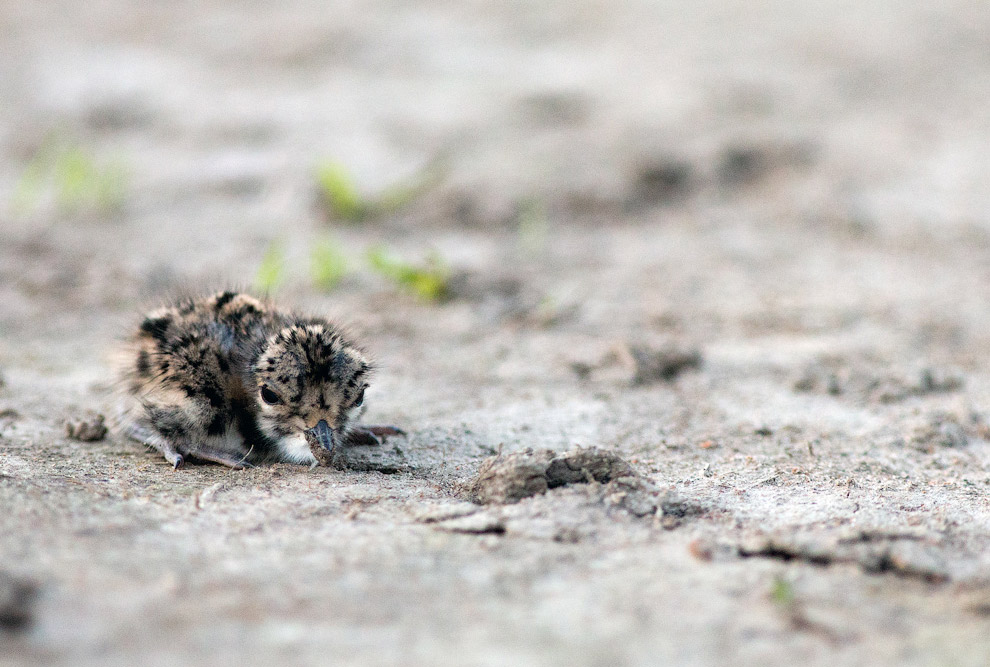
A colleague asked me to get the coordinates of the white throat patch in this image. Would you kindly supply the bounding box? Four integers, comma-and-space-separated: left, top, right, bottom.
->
276, 433, 317, 465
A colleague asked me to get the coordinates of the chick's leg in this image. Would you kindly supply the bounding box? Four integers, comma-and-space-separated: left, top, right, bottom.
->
186, 445, 254, 469
121, 418, 187, 469
126, 401, 252, 469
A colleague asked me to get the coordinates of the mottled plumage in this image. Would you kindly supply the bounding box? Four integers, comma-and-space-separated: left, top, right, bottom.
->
112, 291, 402, 468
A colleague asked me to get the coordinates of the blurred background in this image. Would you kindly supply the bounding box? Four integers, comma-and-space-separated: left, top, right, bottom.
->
4, 1, 990, 664
3, 1, 989, 324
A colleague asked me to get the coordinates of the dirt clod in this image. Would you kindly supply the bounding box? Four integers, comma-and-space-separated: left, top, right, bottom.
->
569, 343, 702, 385
466, 447, 653, 515
545, 448, 634, 487
717, 146, 772, 186
0, 572, 37, 631
631, 160, 693, 206
64, 413, 107, 441
465, 449, 552, 504
305, 430, 335, 467
716, 142, 815, 187
617, 343, 702, 385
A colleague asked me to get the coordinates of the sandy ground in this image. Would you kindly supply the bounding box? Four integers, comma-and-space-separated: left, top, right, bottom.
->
4, 1, 990, 665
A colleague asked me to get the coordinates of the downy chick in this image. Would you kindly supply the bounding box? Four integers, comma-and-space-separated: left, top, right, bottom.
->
112, 291, 402, 468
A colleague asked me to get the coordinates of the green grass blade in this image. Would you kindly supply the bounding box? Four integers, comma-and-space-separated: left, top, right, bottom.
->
367, 246, 450, 302
316, 162, 365, 221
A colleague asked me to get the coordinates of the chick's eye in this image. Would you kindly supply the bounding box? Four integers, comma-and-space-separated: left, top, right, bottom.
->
260, 386, 281, 405
354, 387, 365, 407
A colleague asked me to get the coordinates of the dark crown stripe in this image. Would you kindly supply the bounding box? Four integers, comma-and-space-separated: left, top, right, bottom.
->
136, 350, 151, 376
140, 316, 172, 343
214, 291, 237, 309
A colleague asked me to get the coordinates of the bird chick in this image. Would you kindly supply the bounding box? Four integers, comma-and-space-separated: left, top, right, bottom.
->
112, 291, 403, 469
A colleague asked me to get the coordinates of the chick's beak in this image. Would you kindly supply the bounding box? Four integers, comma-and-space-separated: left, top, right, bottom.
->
307, 419, 335, 452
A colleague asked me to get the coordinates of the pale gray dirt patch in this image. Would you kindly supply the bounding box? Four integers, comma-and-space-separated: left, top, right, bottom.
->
792, 357, 965, 404
336, 440, 410, 475
901, 411, 972, 452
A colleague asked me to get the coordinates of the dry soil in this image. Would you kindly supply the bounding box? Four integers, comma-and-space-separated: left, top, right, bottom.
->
3, 2, 990, 665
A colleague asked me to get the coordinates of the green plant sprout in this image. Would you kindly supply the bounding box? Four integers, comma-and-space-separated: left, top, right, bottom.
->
315, 159, 445, 222
255, 241, 286, 294
12, 139, 127, 216
770, 576, 796, 607
366, 246, 450, 302
310, 236, 349, 291
315, 162, 365, 221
